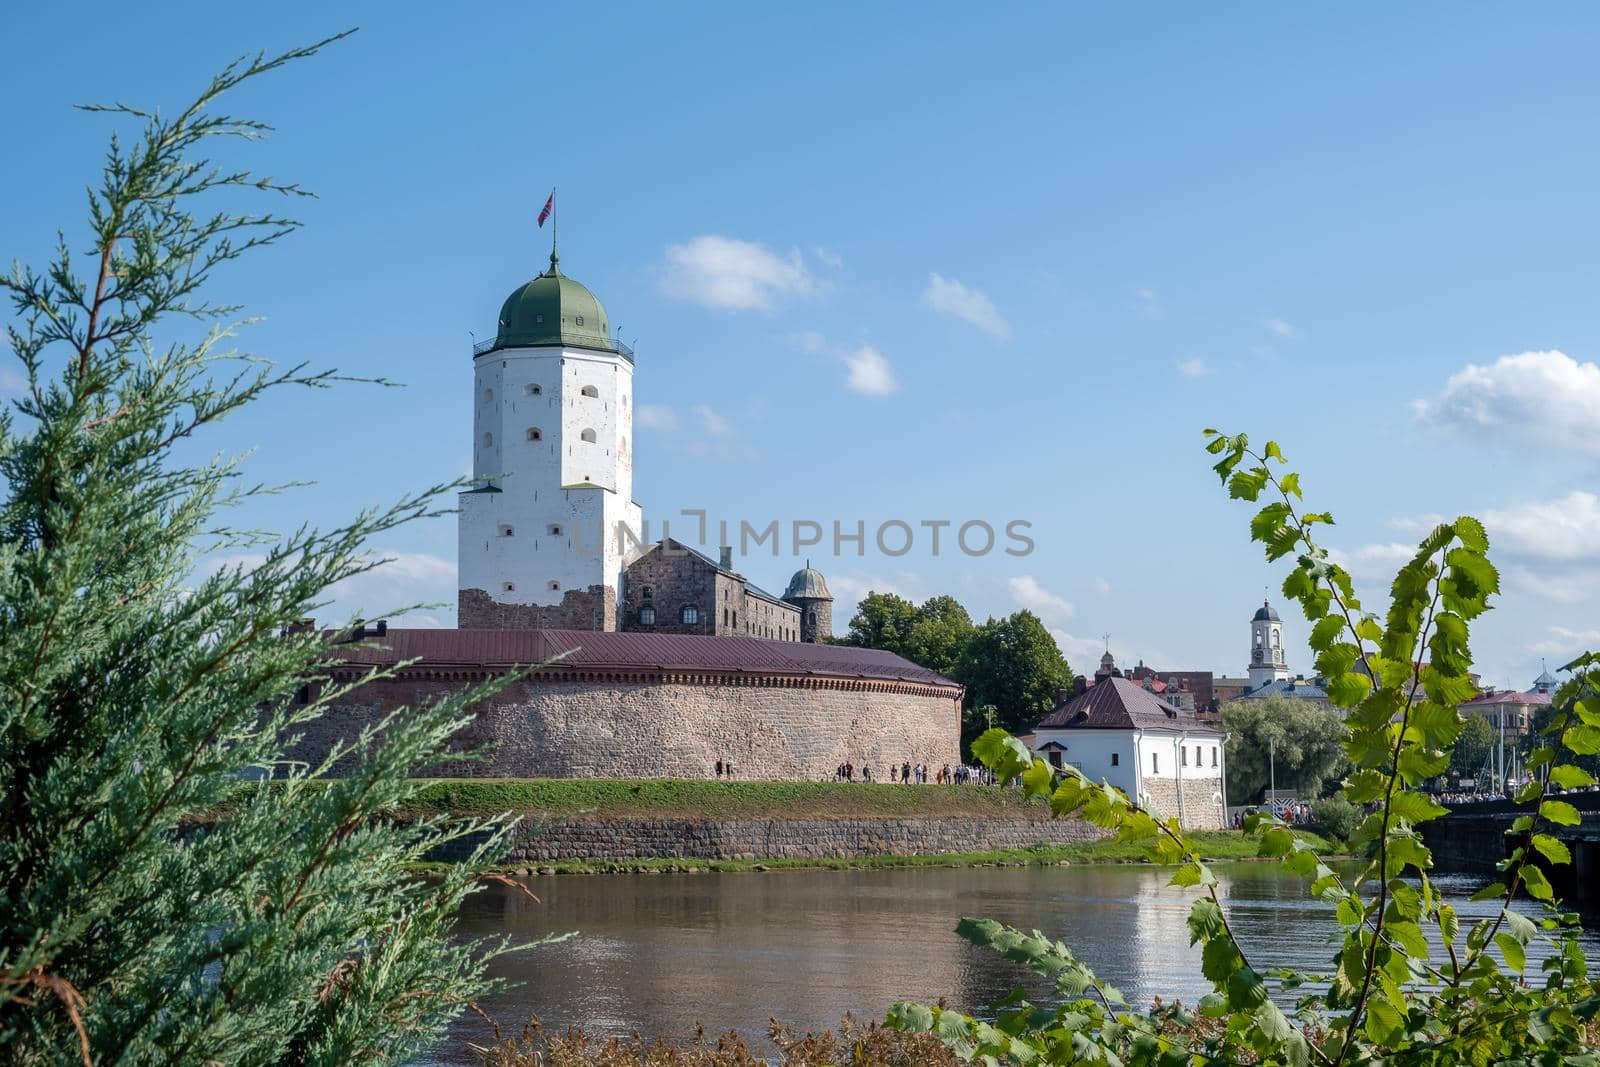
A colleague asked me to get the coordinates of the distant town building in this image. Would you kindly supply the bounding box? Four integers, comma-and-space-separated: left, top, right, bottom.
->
1030, 674, 1226, 830
1459, 674, 1554, 741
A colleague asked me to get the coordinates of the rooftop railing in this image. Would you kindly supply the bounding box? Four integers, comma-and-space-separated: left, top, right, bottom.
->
472, 335, 635, 363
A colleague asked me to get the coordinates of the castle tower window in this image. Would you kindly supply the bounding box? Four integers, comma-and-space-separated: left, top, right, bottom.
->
482, 432, 493, 447
642, 586, 653, 600
498, 524, 515, 537
548, 523, 563, 536
580, 428, 597, 443
682, 606, 699, 624
483, 388, 493, 402
527, 427, 542, 441
580, 385, 599, 398
639, 607, 655, 626
575, 315, 584, 327
502, 581, 515, 593
526, 383, 542, 395
548, 580, 561, 592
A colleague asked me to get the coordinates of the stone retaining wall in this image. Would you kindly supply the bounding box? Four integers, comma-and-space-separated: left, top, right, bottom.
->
431, 815, 1108, 864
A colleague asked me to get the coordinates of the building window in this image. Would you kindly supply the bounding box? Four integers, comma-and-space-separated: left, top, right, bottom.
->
639, 607, 655, 626
575, 315, 584, 326
1111, 752, 1119, 766
1047, 750, 1062, 769
547, 523, 563, 536
723, 608, 729, 626
548, 580, 560, 592
1152, 752, 1159, 773
527, 427, 542, 441
580, 428, 597, 443
534, 314, 544, 324
482, 432, 493, 447
682, 606, 699, 625
1212, 747, 1218, 768
642, 586, 653, 600
483, 388, 493, 402
807, 610, 817, 625
502, 581, 515, 592
498, 524, 515, 537
526, 383, 542, 395
580, 384, 599, 398
732, 611, 737, 627
1194, 745, 1202, 765
1181, 746, 1188, 767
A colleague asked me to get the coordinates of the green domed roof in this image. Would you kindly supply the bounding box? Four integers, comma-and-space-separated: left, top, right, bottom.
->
493, 251, 612, 351
783, 562, 831, 600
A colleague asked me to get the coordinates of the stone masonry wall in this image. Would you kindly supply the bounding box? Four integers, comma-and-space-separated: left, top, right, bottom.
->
1141, 776, 1226, 831
458, 585, 615, 630
427, 814, 1109, 864
290, 675, 961, 782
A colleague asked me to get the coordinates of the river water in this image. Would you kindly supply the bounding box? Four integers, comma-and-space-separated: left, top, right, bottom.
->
440, 862, 1599, 1061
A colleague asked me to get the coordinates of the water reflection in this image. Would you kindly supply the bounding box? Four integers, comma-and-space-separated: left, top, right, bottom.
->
440, 863, 1597, 1063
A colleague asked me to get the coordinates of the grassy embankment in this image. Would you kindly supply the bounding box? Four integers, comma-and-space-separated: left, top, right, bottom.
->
401, 779, 1348, 875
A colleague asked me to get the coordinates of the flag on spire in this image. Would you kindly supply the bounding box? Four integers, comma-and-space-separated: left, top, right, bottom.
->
537, 192, 554, 228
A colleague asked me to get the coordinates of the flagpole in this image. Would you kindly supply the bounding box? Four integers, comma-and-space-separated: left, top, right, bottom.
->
551, 186, 558, 267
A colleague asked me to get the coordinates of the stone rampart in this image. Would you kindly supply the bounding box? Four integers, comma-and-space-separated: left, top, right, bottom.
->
290, 675, 961, 782
428, 813, 1108, 864
458, 585, 616, 630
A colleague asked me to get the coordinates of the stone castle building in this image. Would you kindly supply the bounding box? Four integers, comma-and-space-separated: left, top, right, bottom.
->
289, 242, 958, 781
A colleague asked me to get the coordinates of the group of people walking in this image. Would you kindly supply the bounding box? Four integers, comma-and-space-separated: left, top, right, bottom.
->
830, 761, 992, 785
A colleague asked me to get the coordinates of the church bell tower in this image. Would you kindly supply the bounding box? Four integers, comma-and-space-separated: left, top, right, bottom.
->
1247, 599, 1291, 689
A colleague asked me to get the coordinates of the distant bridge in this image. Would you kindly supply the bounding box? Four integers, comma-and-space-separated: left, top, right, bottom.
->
1420, 790, 1600, 908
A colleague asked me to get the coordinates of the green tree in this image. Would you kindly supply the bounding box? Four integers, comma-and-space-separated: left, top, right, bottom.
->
901, 594, 974, 677
955, 611, 1073, 751
1221, 695, 1349, 803
840, 591, 918, 655
0, 40, 544, 1063
1449, 713, 1497, 781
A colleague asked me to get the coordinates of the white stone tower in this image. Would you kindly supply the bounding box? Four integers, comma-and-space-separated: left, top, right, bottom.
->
457, 247, 643, 630
1247, 599, 1291, 689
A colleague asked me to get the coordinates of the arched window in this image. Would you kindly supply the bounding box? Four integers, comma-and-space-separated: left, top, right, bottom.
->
502, 581, 515, 593
580, 385, 599, 398
482, 432, 493, 447
526, 383, 542, 395
807, 610, 817, 625
580, 428, 597, 443
498, 524, 515, 537
639, 607, 655, 626
548, 580, 561, 592
526, 427, 542, 442
682, 605, 699, 625
547, 523, 563, 536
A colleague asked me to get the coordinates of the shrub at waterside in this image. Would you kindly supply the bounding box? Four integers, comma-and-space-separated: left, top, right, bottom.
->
0, 38, 549, 1064
889, 431, 1600, 1064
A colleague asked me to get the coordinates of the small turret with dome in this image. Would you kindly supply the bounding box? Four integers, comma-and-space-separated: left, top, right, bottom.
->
782, 561, 833, 643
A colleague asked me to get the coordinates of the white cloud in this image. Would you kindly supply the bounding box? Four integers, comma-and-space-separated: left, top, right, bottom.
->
922, 274, 1013, 342
1177, 357, 1210, 378
1413, 350, 1600, 455
1092, 577, 1112, 596
1326, 542, 1415, 579
812, 246, 844, 271
1133, 287, 1162, 320
201, 549, 456, 628
1483, 491, 1600, 561
843, 345, 897, 396
1008, 574, 1075, 622
691, 404, 734, 438
660, 236, 821, 311
1263, 317, 1297, 338
1049, 628, 1108, 672
635, 404, 679, 431
1528, 625, 1600, 659
792, 333, 899, 396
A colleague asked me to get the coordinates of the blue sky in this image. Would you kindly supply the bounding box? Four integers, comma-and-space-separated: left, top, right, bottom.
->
6, 3, 1600, 688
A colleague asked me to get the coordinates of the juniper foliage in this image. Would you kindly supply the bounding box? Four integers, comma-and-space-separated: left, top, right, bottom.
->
0, 36, 536, 1064
891, 431, 1600, 1065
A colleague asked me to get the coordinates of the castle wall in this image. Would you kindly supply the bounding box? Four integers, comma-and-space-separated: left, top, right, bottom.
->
458, 585, 616, 631
289, 671, 961, 782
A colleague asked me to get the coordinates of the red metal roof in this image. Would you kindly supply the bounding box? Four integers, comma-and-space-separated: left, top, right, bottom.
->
1460, 688, 1553, 707
328, 628, 959, 688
